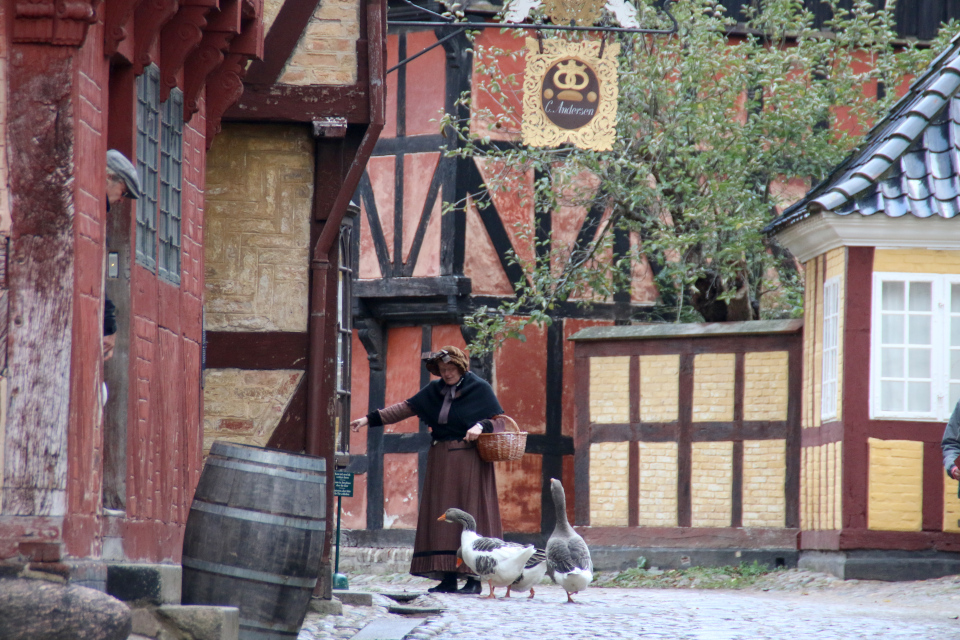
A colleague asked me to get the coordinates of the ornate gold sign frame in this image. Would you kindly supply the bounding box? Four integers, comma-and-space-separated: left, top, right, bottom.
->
539, 0, 606, 27
521, 38, 620, 151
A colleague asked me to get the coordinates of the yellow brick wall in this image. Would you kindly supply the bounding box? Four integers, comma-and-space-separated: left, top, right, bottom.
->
813, 258, 823, 430
743, 351, 789, 421
874, 249, 960, 274
742, 439, 786, 527
279, 0, 361, 86
944, 471, 960, 532
203, 369, 304, 454
589, 356, 630, 423
639, 354, 679, 422
825, 248, 845, 422
802, 258, 816, 430
205, 125, 312, 332
692, 353, 735, 422
638, 441, 678, 526
691, 441, 732, 527
263, 0, 285, 34
589, 442, 629, 525
867, 438, 923, 532
801, 442, 842, 531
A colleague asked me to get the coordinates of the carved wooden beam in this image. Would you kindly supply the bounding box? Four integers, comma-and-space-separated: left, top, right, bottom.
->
103, 0, 142, 55
13, 0, 97, 45
224, 84, 371, 124
159, 5, 212, 101
182, 0, 240, 119
133, 0, 179, 75
204, 52, 247, 144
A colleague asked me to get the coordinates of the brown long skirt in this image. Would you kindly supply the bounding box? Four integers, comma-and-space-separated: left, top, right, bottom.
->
409, 439, 502, 580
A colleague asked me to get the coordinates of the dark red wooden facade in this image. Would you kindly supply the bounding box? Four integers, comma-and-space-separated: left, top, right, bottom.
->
0, 0, 264, 587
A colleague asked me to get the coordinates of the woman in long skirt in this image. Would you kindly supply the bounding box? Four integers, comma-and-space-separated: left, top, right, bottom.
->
351, 346, 504, 593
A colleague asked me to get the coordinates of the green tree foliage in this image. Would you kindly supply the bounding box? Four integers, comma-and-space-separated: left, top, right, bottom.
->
444, 0, 956, 355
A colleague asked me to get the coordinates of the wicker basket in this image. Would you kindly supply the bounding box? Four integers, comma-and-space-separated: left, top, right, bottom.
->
477, 415, 527, 463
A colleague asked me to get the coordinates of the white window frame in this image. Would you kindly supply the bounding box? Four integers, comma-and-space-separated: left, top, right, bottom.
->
870, 272, 960, 421
821, 277, 840, 421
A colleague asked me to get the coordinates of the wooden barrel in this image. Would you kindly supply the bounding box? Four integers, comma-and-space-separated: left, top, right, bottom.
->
181, 441, 326, 640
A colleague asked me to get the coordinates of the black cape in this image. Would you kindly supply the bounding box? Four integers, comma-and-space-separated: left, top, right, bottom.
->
406, 371, 503, 441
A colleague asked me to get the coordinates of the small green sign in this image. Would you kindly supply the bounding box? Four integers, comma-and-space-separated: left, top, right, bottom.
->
334, 470, 354, 497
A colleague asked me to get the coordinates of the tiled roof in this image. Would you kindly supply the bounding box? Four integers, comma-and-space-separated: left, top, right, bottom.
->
765, 33, 960, 235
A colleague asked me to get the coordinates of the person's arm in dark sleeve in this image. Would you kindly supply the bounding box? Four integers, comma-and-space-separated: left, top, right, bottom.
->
942, 401, 960, 478
103, 298, 117, 336
366, 401, 415, 427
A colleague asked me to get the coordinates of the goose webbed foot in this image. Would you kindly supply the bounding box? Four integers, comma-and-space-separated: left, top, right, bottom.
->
528, 587, 535, 599
483, 582, 498, 599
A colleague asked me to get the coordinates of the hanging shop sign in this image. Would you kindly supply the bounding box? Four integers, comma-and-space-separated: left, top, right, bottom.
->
522, 38, 620, 151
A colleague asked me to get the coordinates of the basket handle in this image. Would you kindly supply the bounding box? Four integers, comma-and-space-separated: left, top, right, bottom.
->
492, 414, 519, 433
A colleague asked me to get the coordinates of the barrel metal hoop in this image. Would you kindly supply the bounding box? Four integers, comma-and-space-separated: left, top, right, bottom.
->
210, 441, 326, 473
189, 500, 327, 531
181, 556, 319, 588
204, 457, 327, 485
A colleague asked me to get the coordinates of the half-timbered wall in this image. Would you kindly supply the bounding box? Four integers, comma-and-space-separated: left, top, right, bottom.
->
203, 123, 313, 453
571, 322, 801, 556
344, 24, 660, 540
800, 246, 960, 553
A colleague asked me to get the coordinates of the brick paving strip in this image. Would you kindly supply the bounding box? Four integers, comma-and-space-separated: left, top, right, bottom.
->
298, 571, 960, 640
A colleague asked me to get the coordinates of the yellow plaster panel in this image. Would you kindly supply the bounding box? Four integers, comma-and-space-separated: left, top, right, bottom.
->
801, 442, 842, 532
692, 353, 735, 422
874, 249, 960, 274
824, 247, 846, 280
742, 439, 786, 528
944, 470, 960, 533
802, 258, 817, 429
691, 441, 732, 527
743, 351, 789, 421
203, 369, 304, 455
833, 441, 843, 530
639, 354, 679, 422
205, 125, 312, 332
813, 260, 823, 430
638, 441, 678, 526
589, 442, 629, 526
868, 438, 923, 532
589, 356, 630, 423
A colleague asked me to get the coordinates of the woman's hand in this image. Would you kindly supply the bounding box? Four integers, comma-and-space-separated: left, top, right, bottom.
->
464, 424, 483, 442
350, 416, 368, 432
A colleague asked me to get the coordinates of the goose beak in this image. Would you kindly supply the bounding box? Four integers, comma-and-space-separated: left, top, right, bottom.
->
437, 514, 447, 521
456, 558, 463, 568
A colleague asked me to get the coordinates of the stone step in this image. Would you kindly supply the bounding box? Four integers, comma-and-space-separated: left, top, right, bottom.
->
131, 604, 239, 640
333, 589, 374, 606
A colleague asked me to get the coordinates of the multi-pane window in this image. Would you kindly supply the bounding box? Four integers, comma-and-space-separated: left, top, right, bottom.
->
135, 65, 160, 272
135, 64, 183, 284
334, 221, 354, 454
821, 278, 840, 421
871, 273, 960, 420
159, 89, 183, 285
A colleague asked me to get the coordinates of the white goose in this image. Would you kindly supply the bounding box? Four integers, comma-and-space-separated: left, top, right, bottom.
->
439, 508, 535, 599
505, 548, 547, 598
546, 478, 593, 603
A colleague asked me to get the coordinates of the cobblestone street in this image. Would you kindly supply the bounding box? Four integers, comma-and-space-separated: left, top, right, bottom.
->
299, 572, 960, 640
